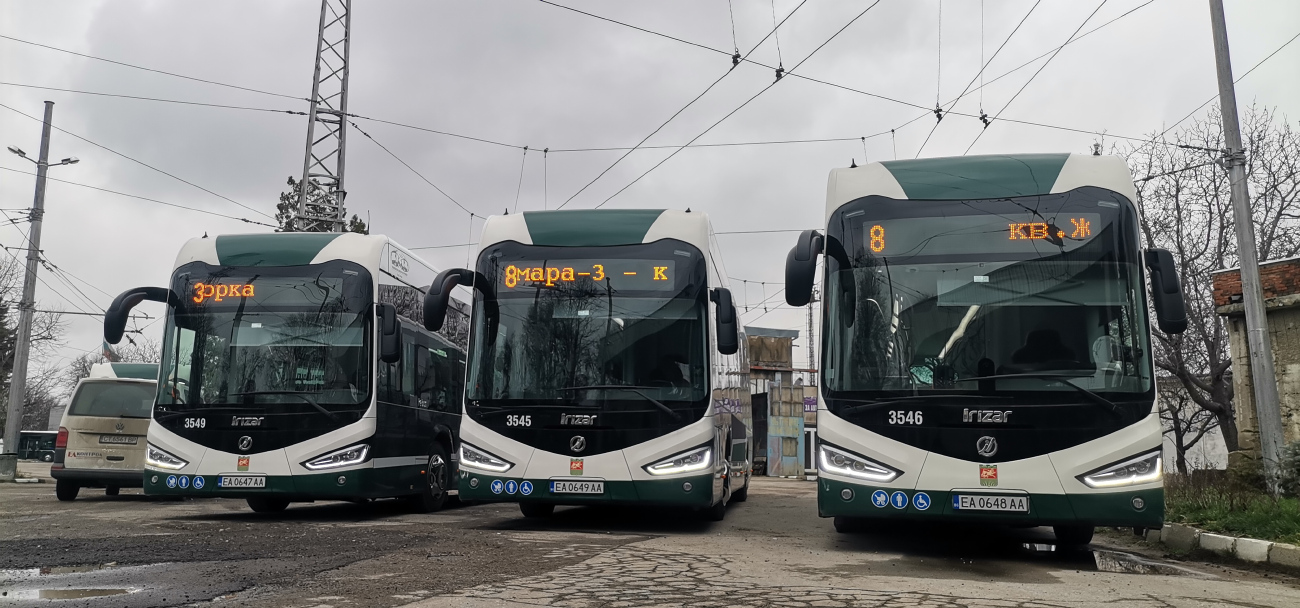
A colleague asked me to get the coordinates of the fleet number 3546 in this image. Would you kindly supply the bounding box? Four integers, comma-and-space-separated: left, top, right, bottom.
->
887, 410, 922, 425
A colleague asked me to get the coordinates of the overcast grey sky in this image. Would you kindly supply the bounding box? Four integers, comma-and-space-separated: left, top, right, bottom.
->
1, 0, 1298, 372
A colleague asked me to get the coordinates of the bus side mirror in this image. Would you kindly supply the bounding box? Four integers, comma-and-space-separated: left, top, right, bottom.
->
424, 268, 473, 332
378, 303, 402, 364
711, 288, 739, 355
786, 230, 823, 306
1144, 248, 1187, 334
105, 287, 180, 344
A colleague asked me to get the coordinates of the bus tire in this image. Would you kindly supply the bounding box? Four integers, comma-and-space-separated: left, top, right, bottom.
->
407, 444, 451, 513
833, 516, 867, 533
730, 482, 748, 503
55, 480, 79, 502
701, 497, 727, 522
520, 502, 555, 518
105, 486, 120, 496
1053, 524, 1094, 547
247, 497, 290, 513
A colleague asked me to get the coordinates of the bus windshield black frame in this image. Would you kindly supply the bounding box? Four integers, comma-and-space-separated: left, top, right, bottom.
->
466, 239, 710, 416
821, 186, 1154, 411
156, 260, 374, 415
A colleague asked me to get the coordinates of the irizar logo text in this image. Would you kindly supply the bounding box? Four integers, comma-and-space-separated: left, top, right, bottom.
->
963, 409, 1012, 423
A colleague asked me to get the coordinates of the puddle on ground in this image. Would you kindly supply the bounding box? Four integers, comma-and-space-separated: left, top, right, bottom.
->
1093, 550, 1215, 578
0, 564, 112, 580
2, 588, 134, 600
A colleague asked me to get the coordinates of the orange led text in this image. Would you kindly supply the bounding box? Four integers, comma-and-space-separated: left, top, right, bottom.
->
192, 282, 255, 304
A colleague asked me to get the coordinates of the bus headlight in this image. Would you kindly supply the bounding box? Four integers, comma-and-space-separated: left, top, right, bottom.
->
1079, 449, 1162, 488
145, 443, 188, 470
303, 444, 371, 471
459, 442, 512, 473
644, 445, 712, 476
818, 443, 899, 483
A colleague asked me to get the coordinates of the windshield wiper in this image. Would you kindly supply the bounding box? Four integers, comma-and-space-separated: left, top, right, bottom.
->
959, 373, 1121, 416
561, 385, 683, 421
154, 406, 258, 422
838, 394, 1000, 415
229, 390, 338, 422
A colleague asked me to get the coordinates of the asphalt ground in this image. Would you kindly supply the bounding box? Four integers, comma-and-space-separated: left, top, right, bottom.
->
1, 463, 1298, 607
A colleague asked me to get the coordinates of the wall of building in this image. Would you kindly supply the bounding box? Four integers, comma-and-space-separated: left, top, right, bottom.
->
1213, 258, 1300, 452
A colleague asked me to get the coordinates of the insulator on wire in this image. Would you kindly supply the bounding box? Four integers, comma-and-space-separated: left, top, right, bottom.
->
732, 52, 741, 67
933, 105, 944, 122
980, 112, 991, 129
775, 66, 784, 81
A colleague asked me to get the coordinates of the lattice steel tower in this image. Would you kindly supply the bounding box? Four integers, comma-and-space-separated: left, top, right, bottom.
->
295, 0, 352, 232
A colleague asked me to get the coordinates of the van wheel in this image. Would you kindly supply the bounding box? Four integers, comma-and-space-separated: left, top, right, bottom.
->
406, 444, 451, 513
55, 480, 79, 502
520, 502, 555, 518
105, 487, 120, 497
1053, 525, 1095, 547
246, 497, 290, 513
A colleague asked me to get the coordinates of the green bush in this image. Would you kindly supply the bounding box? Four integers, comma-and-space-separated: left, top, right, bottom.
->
1165, 467, 1300, 544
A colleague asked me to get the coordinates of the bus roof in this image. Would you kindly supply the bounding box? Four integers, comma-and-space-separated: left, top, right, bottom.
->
825, 153, 1138, 220
89, 362, 159, 380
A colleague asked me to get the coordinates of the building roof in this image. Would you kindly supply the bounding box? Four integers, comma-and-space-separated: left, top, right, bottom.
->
744, 326, 799, 339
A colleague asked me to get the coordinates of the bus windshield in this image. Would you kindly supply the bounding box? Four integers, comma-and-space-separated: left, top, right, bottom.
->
822, 188, 1153, 401
467, 240, 709, 404
157, 260, 373, 409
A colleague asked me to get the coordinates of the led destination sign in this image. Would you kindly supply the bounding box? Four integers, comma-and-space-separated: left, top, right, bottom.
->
501, 259, 675, 291
192, 282, 255, 304
862, 213, 1102, 257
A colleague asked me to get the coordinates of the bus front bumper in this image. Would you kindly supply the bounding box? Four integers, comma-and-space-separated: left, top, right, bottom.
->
458, 471, 717, 508
817, 476, 1163, 528
143, 467, 392, 500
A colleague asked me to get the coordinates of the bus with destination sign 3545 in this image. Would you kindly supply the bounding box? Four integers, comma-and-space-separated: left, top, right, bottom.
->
423, 209, 752, 520
785, 154, 1188, 546
103, 232, 469, 513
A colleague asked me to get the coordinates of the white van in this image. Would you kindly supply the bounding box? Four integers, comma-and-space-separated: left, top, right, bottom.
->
51, 363, 157, 501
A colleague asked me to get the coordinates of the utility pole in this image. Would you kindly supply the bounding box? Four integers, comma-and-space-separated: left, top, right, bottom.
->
295, 0, 352, 232
1209, 0, 1285, 496
1, 102, 78, 479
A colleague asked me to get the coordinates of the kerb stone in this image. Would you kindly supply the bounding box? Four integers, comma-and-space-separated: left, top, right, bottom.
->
1199, 533, 1236, 556
1161, 524, 1199, 552
1270, 543, 1300, 570
1235, 538, 1272, 563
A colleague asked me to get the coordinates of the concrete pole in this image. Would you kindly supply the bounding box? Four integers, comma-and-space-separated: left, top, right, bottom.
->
1, 101, 55, 478
1209, 0, 1286, 496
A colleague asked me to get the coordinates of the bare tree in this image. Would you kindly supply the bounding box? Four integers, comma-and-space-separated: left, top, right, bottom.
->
1159, 378, 1220, 474
1123, 104, 1300, 454
62, 337, 163, 396
0, 255, 66, 436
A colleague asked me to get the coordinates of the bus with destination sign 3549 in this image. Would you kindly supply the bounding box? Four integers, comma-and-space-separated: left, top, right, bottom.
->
785, 154, 1188, 546
103, 232, 469, 513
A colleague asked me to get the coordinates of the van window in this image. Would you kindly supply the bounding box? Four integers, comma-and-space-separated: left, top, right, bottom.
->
68, 382, 156, 418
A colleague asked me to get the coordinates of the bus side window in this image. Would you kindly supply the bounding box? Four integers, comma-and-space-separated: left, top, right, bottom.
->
401, 330, 418, 407
378, 358, 399, 404
452, 357, 466, 414
415, 345, 435, 409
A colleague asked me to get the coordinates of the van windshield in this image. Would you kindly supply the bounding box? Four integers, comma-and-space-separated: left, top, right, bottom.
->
68, 381, 156, 418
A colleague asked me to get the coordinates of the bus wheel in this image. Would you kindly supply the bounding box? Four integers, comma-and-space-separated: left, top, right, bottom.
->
520, 503, 555, 518
246, 497, 290, 513
1053, 525, 1094, 547
105, 486, 120, 496
730, 481, 749, 503
833, 517, 869, 533
55, 480, 79, 502
407, 444, 451, 513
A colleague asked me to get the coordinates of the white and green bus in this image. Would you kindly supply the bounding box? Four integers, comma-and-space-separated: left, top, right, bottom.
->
103, 233, 469, 513
424, 209, 752, 520
786, 154, 1187, 545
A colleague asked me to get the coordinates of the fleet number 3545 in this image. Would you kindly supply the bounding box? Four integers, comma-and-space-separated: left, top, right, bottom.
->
506, 415, 532, 427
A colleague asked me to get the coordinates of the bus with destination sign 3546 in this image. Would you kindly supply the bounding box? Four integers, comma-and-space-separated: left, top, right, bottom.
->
103, 232, 469, 513
423, 209, 752, 520
785, 154, 1188, 546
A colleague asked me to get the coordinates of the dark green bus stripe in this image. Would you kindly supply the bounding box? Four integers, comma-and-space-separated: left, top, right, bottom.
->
879, 154, 1071, 200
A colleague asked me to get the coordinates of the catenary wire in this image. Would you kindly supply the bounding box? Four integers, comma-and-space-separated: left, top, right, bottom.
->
553, 0, 810, 210
0, 34, 306, 101
964, 0, 1109, 155
347, 120, 473, 216
592, 0, 885, 210
0, 166, 277, 227
0, 102, 276, 220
